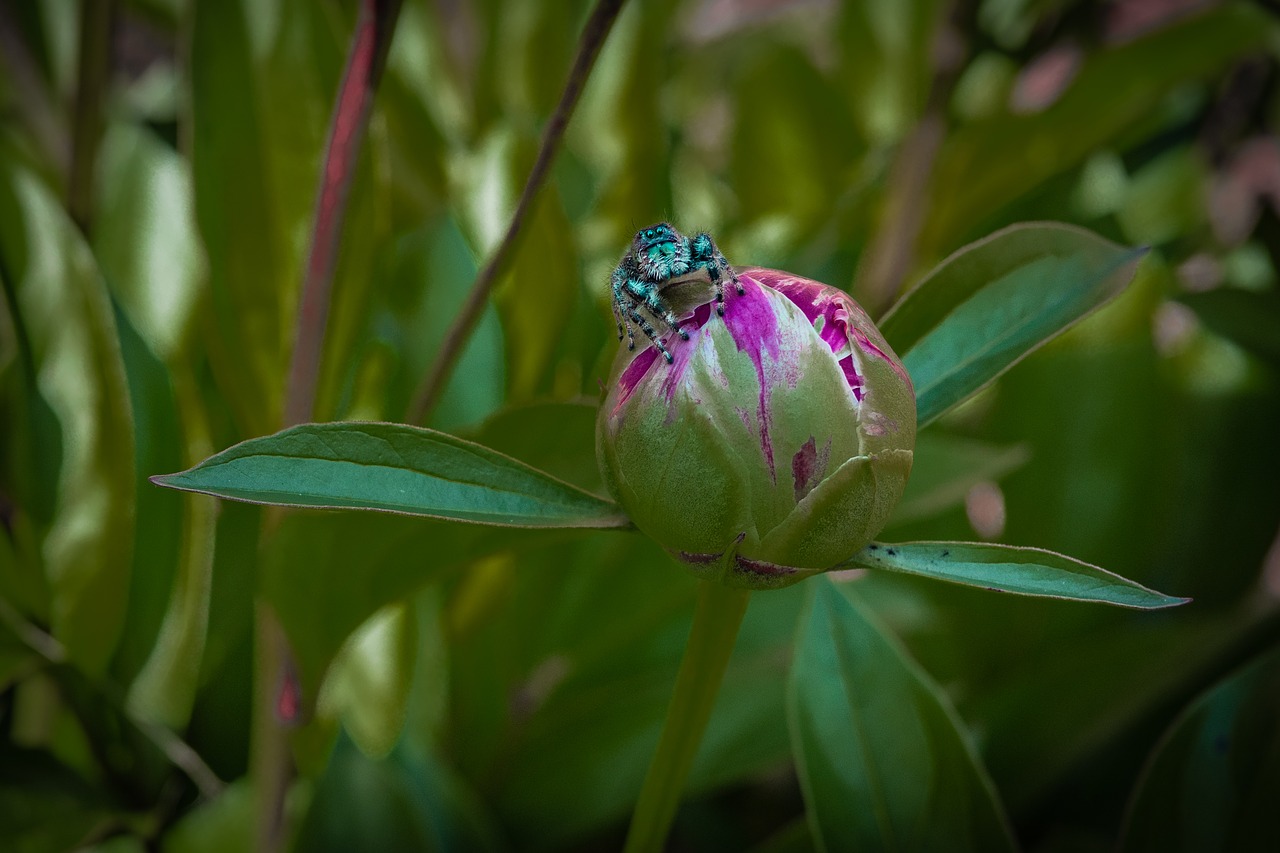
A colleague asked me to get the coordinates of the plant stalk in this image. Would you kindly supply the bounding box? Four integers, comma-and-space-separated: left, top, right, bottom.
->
283, 0, 402, 427
68, 0, 116, 233
407, 0, 627, 425
624, 581, 751, 853
256, 2, 401, 851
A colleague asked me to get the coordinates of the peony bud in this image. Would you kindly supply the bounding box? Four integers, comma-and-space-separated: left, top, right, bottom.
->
597, 268, 916, 589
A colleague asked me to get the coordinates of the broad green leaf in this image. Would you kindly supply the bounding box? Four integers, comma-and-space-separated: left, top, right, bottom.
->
189, 0, 288, 435
153, 422, 627, 528
0, 153, 135, 676
1120, 645, 1280, 853
319, 601, 417, 759
845, 541, 1187, 609
885, 432, 1029, 529
851, 570, 1264, 826
788, 579, 1015, 853
105, 304, 192, 704
922, 4, 1267, 251
376, 218, 506, 430
880, 222, 1145, 426
93, 121, 204, 360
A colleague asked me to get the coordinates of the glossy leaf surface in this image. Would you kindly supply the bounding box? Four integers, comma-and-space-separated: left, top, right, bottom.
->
788, 579, 1015, 852
153, 422, 627, 528
0, 153, 135, 675
880, 223, 1145, 425
846, 541, 1187, 609
1120, 646, 1280, 853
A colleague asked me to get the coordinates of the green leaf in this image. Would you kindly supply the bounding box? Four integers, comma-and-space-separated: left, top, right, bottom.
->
0, 152, 135, 676
880, 222, 1145, 426
378, 218, 506, 430
1120, 646, 1280, 853
845, 541, 1187, 609
319, 601, 417, 759
93, 121, 204, 360
787, 579, 1016, 853
189, 0, 290, 435
152, 421, 628, 528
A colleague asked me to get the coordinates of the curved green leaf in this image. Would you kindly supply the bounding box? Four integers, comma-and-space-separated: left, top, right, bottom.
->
0, 153, 136, 675
845, 541, 1187, 609
152, 421, 628, 528
788, 579, 1016, 853
1120, 646, 1280, 853
879, 222, 1146, 426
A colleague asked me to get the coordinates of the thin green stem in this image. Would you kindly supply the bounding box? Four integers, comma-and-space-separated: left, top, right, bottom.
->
624, 581, 751, 853
68, 0, 116, 234
407, 0, 627, 425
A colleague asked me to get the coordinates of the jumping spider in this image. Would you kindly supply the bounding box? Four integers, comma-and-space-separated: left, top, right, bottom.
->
611, 223, 743, 363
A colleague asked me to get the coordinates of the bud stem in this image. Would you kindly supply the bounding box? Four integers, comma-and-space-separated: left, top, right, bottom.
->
624, 581, 752, 852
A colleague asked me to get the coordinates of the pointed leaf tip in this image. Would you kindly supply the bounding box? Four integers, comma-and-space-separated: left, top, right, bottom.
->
151, 421, 631, 529
844, 541, 1188, 609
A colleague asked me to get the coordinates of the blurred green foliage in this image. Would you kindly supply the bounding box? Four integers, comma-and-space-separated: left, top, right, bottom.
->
1, 0, 1279, 850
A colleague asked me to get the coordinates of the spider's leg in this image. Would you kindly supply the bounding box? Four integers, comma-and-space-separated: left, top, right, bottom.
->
690, 232, 742, 315
611, 266, 638, 349
611, 298, 625, 341
627, 306, 673, 364
719, 247, 743, 296
641, 286, 689, 341
617, 286, 672, 362
620, 305, 637, 351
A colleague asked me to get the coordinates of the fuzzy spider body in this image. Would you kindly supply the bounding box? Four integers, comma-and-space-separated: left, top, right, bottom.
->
610, 223, 743, 363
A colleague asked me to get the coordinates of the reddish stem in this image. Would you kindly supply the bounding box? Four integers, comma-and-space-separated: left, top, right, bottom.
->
259, 3, 401, 851
283, 0, 402, 427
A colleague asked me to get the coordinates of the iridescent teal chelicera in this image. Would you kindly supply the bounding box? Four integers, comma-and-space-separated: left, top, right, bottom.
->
597, 266, 916, 590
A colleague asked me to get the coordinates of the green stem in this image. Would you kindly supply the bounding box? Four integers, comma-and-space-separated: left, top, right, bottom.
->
68, 0, 116, 234
407, 0, 627, 424
624, 581, 751, 853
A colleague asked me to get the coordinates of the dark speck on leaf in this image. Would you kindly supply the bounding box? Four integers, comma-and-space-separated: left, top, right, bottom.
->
886, 548, 897, 556
868, 543, 879, 550
941, 550, 949, 558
